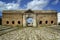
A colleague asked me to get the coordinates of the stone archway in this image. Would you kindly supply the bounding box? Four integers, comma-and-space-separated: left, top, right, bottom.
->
23, 9, 37, 27
23, 14, 37, 27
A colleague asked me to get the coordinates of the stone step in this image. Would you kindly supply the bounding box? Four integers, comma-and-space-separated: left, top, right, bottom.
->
0, 27, 18, 36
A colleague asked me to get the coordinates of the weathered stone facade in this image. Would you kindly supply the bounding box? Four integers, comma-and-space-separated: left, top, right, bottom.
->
2, 9, 57, 27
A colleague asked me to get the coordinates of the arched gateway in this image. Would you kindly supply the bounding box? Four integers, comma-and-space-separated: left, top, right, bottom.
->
23, 9, 36, 27
2, 9, 57, 27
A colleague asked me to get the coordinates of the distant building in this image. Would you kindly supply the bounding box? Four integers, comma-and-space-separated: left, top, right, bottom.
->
2, 9, 57, 27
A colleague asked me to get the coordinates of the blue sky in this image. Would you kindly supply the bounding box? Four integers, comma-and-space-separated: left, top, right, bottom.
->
0, 0, 60, 12
0, 0, 60, 22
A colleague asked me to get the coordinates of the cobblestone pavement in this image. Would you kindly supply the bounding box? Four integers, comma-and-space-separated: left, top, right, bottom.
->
0, 27, 60, 40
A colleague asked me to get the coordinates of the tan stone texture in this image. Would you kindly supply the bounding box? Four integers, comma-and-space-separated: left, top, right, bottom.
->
2, 10, 57, 27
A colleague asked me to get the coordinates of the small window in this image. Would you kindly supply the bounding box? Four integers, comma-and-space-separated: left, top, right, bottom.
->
18, 21, 20, 24
12, 21, 14, 24
45, 21, 48, 24
6, 21, 9, 24
51, 21, 53, 24
39, 21, 42, 24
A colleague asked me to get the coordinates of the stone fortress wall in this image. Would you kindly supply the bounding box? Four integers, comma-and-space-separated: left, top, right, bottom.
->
2, 9, 57, 27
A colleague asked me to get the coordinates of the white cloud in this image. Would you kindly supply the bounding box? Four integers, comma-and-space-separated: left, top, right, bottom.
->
0, 0, 51, 10
52, 0, 59, 5
26, 0, 50, 10
0, 1, 5, 7
5, 3, 19, 10
0, 1, 20, 11
0, 1, 5, 11
57, 12, 60, 23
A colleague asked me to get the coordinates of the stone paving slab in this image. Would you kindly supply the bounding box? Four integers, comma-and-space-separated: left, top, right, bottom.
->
0, 27, 60, 40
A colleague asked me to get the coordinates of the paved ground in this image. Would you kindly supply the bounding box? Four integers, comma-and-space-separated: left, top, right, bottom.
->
0, 25, 60, 40
0, 25, 19, 36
